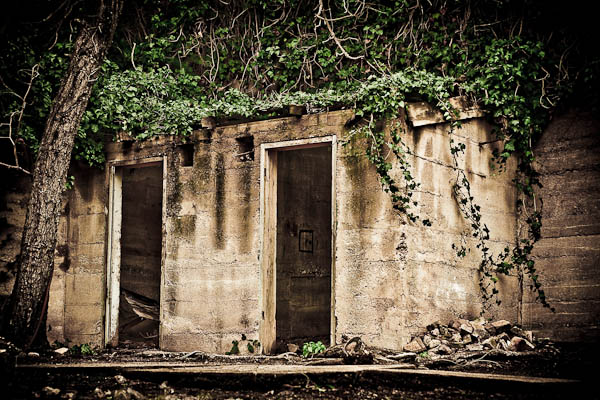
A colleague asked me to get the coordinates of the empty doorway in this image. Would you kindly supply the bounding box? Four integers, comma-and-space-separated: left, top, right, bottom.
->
260, 137, 336, 353
106, 159, 165, 348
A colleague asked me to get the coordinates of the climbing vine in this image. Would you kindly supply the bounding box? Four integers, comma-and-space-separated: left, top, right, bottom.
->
2, 0, 598, 311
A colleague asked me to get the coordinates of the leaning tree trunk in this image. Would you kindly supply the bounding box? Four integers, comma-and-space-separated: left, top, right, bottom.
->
1, 0, 123, 348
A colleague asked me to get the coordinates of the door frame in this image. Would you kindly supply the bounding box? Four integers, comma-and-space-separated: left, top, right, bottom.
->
259, 136, 337, 354
104, 156, 167, 347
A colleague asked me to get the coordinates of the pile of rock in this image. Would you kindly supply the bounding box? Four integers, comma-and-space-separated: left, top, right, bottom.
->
403, 318, 536, 355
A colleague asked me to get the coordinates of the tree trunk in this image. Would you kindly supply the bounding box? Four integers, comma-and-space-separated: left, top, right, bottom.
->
1, 0, 123, 348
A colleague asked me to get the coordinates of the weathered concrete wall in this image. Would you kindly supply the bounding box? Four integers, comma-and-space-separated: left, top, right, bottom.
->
37, 107, 521, 352
0, 173, 78, 345
335, 116, 520, 350
60, 166, 107, 346
276, 146, 332, 346
523, 110, 600, 342
37, 164, 108, 347
158, 113, 348, 352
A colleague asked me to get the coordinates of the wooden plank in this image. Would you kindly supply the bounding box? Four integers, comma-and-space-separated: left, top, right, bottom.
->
159, 156, 167, 349
262, 136, 335, 150
260, 150, 278, 354
330, 136, 337, 346
105, 166, 122, 347
109, 158, 163, 168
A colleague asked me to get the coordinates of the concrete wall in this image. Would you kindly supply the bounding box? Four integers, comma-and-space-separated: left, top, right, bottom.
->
276, 146, 332, 347
158, 115, 347, 352
26, 107, 522, 351
43, 164, 107, 346
0, 167, 105, 345
522, 110, 600, 342
335, 116, 520, 349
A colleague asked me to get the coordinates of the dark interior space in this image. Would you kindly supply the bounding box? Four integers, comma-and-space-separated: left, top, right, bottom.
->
118, 164, 163, 347
276, 146, 332, 350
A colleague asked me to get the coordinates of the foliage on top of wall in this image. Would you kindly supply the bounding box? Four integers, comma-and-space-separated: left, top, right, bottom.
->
2, 0, 598, 311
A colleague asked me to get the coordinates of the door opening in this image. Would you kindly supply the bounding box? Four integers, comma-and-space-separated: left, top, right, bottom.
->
260, 137, 336, 354
106, 161, 164, 348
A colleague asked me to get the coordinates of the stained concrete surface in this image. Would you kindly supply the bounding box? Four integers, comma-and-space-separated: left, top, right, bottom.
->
3, 107, 597, 354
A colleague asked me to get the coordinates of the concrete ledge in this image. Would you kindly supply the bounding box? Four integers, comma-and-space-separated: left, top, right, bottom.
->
17, 362, 579, 385
406, 96, 485, 127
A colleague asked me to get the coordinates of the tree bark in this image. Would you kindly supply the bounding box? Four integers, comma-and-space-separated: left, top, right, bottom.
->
1, 0, 123, 348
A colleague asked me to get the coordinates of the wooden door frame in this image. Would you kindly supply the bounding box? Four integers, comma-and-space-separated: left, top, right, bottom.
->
104, 156, 167, 347
259, 136, 337, 354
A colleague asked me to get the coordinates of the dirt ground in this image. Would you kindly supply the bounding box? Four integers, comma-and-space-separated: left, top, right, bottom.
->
2, 342, 595, 399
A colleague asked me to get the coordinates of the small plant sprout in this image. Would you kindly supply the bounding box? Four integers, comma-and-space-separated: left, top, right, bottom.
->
302, 341, 326, 358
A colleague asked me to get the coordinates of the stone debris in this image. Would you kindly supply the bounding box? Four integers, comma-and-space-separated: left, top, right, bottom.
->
510, 336, 535, 352
54, 347, 69, 355
491, 320, 512, 333
403, 318, 536, 356
126, 387, 146, 400
403, 337, 427, 353
42, 386, 61, 396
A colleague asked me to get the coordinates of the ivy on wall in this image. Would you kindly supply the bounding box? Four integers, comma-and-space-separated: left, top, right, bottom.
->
3, 0, 598, 311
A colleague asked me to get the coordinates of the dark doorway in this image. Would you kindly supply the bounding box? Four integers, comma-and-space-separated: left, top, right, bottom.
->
275, 146, 332, 350
118, 164, 162, 347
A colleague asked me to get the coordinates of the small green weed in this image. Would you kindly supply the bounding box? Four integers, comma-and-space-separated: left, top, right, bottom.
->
226, 340, 240, 355
302, 341, 326, 358
70, 343, 96, 356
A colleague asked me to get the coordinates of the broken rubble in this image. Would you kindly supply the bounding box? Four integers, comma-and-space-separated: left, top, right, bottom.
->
510, 336, 535, 352
43, 386, 61, 396
460, 323, 474, 335
417, 317, 536, 355
491, 320, 512, 333
450, 332, 462, 343
449, 320, 462, 331
54, 347, 69, 355
472, 328, 490, 341
127, 387, 146, 400
482, 337, 498, 349
403, 337, 427, 353
466, 344, 484, 352
524, 330, 534, 343
422, 335, 432, 347
437, 344, 452, 355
